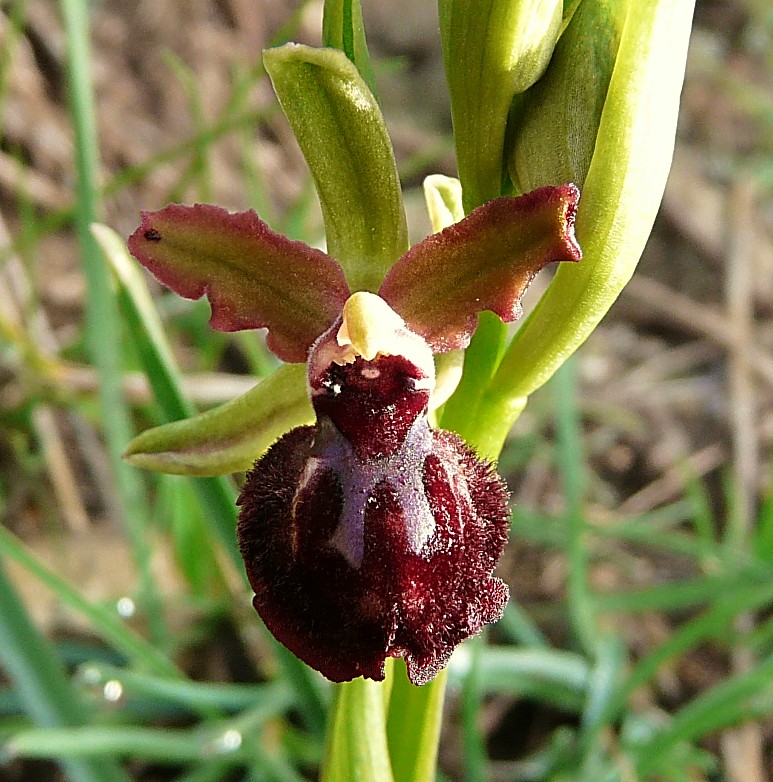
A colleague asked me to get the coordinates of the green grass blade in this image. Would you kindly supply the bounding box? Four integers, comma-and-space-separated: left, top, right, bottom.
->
7, 701, 304, 772
7, 725, 244, 764
609, 579, 773, 723
90, 223, 242, 568
595, 568, 772, 614
451, 646, 590, 696
0, 526, 181, 679
0, 558, 131, 782
496, 600, 549, 648
272, 646, 329, 735
578, 636, 625, 776
580, 635, 624, 734
633, 654, 773, 776
58, 0, 165, 645
91, 224, 195, 421
553, 358, 597, 655
78, 663, 293, 714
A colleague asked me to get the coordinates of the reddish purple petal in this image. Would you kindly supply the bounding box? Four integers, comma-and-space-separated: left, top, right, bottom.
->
128, 204, 351, 363
379, 184, 581, 353
237, 353, 510, 685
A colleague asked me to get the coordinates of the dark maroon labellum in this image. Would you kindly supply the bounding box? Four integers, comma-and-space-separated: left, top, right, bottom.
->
237, 349, 510, 685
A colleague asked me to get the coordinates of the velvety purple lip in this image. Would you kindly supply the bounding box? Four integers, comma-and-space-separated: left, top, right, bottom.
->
237, 354, 510, 685
128, 184, 583, 684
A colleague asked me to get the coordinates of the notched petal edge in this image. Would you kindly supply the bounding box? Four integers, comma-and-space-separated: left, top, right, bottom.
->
379, 184, 582, 353
128, 203, 351, 363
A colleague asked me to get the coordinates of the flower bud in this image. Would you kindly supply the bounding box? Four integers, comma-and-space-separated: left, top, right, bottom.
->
439, 0, 563, 211
508, 0, 625, 193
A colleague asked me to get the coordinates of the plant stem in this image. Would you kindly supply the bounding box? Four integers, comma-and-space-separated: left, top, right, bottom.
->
386, 664, 447, 782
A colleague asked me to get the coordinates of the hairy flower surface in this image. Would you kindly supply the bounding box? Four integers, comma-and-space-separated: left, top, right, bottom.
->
239, 300, 511, 683
128, 184, 581, 684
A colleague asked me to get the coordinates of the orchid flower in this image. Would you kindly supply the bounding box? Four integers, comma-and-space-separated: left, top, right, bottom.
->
127, 183, 580, 684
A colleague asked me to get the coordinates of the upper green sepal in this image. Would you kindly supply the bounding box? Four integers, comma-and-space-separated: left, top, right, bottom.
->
128, 204, 350, 363
123, 364, 313, 476
264, 44, 408, 292
379, 184, 581, 353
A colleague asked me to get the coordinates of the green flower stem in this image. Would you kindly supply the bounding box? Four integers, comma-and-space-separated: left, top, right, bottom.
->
459, 636, 487, 782
386, 665, 447, 782
322, 678, 394, 782
489, 0, 696, 412
322, 0, 378, 98
0, 558, 131, 782
438, 312, 509, 460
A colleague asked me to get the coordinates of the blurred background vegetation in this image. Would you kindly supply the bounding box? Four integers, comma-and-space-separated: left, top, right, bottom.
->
0, 0, 772, 780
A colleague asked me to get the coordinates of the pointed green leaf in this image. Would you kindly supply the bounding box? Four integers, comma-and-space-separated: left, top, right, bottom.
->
379, 185, 581, 353
439, 0, 563, 211
128, 203, 350, 363
264, 44, 408, 292
123, 364, 313, 476
323, 0, 378, 98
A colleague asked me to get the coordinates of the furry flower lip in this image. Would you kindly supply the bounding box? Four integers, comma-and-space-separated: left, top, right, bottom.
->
127, 183, 581, 684
239, 293, 510, 685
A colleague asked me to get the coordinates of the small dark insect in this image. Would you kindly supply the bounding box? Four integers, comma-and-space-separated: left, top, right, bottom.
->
143, 228, 162, 242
